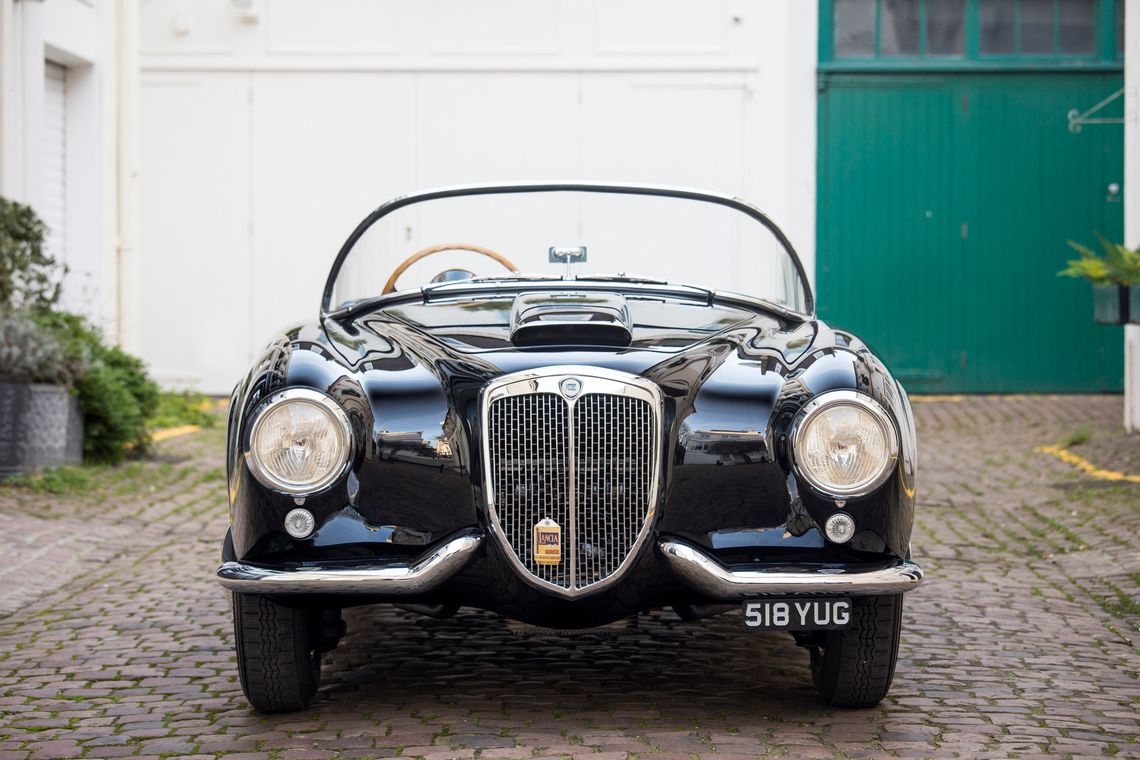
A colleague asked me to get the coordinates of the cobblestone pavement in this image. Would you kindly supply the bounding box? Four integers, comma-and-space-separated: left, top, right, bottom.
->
0, 395, 1138, 759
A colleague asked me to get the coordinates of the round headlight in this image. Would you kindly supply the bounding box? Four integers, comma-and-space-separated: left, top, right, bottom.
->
246, 389, 352, 494
792, 391, 898, 497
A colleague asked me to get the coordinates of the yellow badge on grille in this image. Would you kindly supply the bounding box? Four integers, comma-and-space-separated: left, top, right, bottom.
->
534, 518, 562, 565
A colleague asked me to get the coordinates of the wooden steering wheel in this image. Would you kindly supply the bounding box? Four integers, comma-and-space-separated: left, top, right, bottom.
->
382, 243, 519, 294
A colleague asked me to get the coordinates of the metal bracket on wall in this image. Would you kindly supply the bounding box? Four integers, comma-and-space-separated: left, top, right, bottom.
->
1068, 88, 1124, 133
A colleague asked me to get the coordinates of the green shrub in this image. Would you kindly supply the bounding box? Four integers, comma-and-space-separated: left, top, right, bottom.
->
34, 311, 159, 462
0, 197, 159, 463
77, 360, 145, 462
0, 197, 63, 312
69, 328, 159, 463
0, 201, 73, 385
104, 346, 159, 421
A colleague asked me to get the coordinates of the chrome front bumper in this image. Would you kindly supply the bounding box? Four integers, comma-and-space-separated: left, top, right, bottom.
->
216, 530, 483, 595
659, 538, 924, 600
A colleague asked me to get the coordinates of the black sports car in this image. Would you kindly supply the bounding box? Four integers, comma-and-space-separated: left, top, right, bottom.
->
216, 183, 923, 713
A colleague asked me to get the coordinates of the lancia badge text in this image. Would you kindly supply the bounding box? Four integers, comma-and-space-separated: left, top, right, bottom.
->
559, 377, 582, 398
533, 518, 562, 565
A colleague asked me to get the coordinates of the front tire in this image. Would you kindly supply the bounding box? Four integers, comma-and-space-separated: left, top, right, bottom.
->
810, 594, 903, 708
232, 592, 321, 713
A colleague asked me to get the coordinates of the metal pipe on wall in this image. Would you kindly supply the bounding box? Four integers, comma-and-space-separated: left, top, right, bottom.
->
114, 0, 140, 353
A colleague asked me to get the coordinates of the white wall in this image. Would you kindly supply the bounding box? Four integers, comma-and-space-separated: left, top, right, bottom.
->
0, 0, 128, 337
139, 0, 817, 393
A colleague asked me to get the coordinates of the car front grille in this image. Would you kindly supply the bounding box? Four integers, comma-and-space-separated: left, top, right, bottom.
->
484, 370, 659, 596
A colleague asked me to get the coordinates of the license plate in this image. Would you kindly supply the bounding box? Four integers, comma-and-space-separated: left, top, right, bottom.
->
743, 598, 851, 630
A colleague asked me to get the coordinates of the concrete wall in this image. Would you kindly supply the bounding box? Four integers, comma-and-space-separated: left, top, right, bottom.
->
138, 0, 818, 393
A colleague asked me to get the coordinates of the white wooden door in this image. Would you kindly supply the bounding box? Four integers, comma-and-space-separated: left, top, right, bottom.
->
139, 74, 252, 390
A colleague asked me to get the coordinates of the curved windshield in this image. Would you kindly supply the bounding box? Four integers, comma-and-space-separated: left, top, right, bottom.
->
325, 184, 811, 315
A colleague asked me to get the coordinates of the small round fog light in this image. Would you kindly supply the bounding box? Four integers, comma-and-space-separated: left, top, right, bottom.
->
284, 508, 316, 539
824, 512, 856, 544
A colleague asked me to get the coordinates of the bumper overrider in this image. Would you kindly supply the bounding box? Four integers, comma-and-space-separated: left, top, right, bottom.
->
658, 538, 924, 599
216, 529, 483, 595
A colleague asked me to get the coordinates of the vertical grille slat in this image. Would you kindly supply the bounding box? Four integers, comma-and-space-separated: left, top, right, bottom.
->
487, 379, 656, 594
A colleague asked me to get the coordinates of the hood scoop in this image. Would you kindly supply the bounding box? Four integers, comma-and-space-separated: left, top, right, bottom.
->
509, 292, 633, 347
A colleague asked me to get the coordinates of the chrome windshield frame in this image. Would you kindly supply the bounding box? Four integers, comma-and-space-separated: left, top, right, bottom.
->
320, 182, 815, 317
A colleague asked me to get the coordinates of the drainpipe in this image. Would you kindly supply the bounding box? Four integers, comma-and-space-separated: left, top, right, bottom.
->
1126, 1, 1139, 433
115, 0, 139, 353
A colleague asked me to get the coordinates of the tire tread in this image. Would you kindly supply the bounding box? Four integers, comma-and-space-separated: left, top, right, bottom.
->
233, 592, 319, 713
812, 594, 902, 708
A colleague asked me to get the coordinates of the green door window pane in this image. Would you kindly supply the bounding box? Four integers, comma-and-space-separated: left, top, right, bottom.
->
880, 0, 921, 55
1058, 0, 1096, 54
927, 0, 966, 55
1020, 0, 1056, 53
1115, 0, 1124, 58
823, 0, 1121, 64
980, 0, 1017, 54
833, 0, 876, 57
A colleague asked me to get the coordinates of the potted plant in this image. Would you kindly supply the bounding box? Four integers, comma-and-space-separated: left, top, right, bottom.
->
0, 198, 81, 475
1059, 233, 1140, 324
0, 312, 82, 475
0, 198, 162, 475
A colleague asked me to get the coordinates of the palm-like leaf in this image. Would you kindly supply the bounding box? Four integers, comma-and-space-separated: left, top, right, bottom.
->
1060, 235, 1140, 286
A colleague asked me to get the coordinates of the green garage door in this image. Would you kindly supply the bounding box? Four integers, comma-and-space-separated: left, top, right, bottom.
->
817, 0, 1125, 393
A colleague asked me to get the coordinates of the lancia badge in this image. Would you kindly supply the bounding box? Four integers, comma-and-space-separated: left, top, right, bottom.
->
559, 377, 582, 398
533, 518, 562, 565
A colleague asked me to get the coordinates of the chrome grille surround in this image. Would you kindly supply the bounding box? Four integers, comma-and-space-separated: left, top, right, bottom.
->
482, 366, 662, 598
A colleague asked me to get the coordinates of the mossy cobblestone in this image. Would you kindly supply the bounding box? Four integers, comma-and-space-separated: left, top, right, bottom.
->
0, 396, 1137, 758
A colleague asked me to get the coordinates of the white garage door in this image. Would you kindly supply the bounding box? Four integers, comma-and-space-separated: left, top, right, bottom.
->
42, 62, 68, 266
141, 72, 752, 393
138, 1, 816, 394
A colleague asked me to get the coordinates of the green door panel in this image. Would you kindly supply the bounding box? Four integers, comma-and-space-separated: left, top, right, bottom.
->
818, 72, 1124, 393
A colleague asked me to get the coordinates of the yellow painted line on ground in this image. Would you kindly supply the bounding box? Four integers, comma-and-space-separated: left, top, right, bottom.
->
910, 395, 966, 403
151, 424, 202, 443
1035, 444, 1140, 484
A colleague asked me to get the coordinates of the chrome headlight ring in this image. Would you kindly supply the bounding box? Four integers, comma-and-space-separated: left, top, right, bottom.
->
790, 390, 900, 499
244, 388, 353, 495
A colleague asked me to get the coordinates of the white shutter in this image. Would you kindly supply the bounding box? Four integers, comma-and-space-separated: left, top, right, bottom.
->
42, 62, 67, 264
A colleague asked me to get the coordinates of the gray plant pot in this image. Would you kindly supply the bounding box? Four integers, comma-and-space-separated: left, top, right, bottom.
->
1094, 285, 1130, 324
0, 382, 84, 477
1130, 286, 1140, 325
